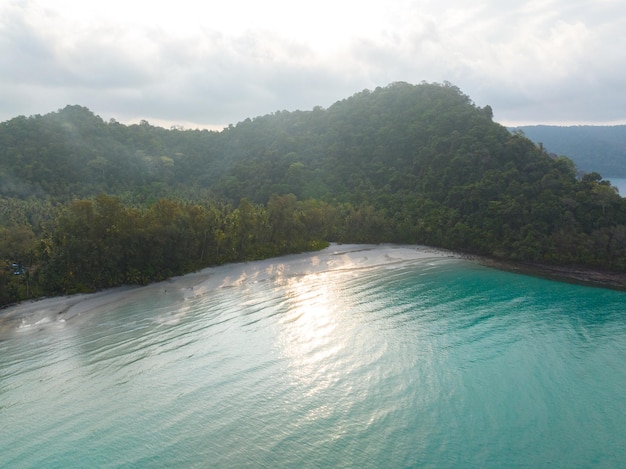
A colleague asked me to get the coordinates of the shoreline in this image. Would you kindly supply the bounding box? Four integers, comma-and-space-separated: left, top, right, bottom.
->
2, 244, 624, 335
472, 256, 626, 291
0, 244, 452, 333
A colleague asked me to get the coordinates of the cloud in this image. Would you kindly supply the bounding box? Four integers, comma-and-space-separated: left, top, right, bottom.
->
1, 0, 626, 127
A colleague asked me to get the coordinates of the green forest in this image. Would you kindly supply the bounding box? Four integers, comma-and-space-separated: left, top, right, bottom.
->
1, 82, 625, 306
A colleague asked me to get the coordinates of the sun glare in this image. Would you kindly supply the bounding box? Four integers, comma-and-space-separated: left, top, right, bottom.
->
277, 273, 345, 389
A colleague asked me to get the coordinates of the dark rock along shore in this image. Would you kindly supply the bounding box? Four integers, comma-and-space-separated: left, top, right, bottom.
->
477, 257, 626, 291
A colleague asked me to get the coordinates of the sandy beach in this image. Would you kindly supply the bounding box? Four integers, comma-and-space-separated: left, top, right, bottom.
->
0, 244, 457, 337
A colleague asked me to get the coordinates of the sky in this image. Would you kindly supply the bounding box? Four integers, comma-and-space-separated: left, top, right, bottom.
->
1, 0, 625, 129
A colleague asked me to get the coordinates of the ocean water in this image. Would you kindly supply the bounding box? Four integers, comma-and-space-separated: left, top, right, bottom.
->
607, 177, 626, 197
1, 245, 625, 468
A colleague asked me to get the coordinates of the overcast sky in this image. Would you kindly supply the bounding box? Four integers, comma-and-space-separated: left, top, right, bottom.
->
1, 0, 625, 129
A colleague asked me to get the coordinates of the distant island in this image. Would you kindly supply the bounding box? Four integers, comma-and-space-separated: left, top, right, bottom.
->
1, 81, 625, 306
512, 125, 626, 178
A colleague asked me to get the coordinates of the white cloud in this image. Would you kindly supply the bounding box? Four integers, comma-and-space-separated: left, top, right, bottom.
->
1, 0, 625, 127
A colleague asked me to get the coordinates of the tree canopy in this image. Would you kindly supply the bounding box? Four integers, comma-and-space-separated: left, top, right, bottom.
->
1, 82, 625, 306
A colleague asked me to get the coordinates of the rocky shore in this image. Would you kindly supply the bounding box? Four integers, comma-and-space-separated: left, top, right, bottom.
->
475, 257, 626, 291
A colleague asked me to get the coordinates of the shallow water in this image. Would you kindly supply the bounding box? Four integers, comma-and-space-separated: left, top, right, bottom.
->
1, 246, 625, 468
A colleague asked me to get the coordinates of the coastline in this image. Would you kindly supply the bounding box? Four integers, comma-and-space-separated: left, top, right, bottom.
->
472, 256, 626, 291
2, 243, 624, 336
0, 244, 454, 335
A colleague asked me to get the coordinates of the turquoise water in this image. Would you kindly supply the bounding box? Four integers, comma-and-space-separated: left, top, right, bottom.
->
1, 246, 625, 468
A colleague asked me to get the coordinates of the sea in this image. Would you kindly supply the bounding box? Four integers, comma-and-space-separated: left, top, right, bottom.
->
607, 177, 626, 196
1, 244, 624, 468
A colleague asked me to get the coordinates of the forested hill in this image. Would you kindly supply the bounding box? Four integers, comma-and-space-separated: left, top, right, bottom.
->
1, 82, 626, 306
0, 82, 502, 203
513, 125, 626, 177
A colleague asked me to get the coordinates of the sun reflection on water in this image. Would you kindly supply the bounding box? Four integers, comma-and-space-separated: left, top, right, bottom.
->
276, 272, 348, 391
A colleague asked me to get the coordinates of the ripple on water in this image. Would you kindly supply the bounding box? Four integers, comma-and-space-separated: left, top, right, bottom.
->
1, 249, 625, 468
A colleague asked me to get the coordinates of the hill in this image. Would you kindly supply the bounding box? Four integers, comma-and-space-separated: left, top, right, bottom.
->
512, 125, 626, 177
1, 82, 625, 305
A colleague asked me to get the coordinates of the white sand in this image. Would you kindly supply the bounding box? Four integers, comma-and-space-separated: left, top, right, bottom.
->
0, 244, 457, 335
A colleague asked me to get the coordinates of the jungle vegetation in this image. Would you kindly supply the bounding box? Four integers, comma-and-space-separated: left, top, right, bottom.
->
1, 82, 625, 306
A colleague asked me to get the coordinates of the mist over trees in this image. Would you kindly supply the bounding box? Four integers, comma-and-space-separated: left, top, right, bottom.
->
1, 82, 625, 306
